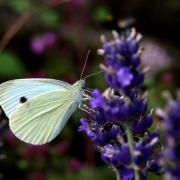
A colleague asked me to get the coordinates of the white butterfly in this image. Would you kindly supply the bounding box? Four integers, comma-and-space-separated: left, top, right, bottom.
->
0, 78, 86, 145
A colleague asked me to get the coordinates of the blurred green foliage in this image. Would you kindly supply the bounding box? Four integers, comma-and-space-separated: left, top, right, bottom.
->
7, 0, 33, 13
0, 51, 26, 78
54, 167, 114, 180
93, 5, 110, 22
39, 9, 62, 28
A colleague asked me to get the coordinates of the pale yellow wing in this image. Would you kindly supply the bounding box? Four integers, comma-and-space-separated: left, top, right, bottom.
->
0, 78, 73, 119
10, 90, 78, 145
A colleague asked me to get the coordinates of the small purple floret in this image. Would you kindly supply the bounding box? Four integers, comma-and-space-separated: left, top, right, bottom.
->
117, 67, 134, 87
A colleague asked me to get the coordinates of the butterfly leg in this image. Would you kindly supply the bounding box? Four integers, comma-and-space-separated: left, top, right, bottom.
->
79, 105, 91, 115
78, 104, 95, 115
83, 93, 91, 99
84, 89, 92, 93
82, 98, 90, 102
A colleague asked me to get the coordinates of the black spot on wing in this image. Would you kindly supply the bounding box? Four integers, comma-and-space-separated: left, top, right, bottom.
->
20, 96, 28, 103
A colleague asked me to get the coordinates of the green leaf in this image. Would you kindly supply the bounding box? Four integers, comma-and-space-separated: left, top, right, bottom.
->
147, 173, 163, 180
45, 55, 72, 78
39, 9, 61, 28
55, 166, 114, 180
7, 0, 32, 13
0, 51, 26, 78
17, 160, 29, 170
93, 6, 110, 22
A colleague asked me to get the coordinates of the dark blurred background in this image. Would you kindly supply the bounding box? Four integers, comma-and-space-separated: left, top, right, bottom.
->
0, 0, 180, 179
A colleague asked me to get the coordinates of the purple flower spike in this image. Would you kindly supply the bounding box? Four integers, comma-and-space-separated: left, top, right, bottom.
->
79, 28, 161, 180
162, 99, 180, 180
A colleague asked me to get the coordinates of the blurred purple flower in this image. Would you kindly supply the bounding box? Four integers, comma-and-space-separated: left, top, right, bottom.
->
43, 32, 57, 45
141, 38, 172, 74
161, 72, 174, 86
55, 141, 70, 156
26, 69, 46, 78
29, 171, 45, 180
22, 144, 49, 160
162, 99, 180, 180
4, 129, 17, 146
67, 158, 82, 172
31, 37, 45, 55
30, 32, 57, 55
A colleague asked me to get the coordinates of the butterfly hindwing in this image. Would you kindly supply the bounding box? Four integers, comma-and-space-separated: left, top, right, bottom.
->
10, 90, 77, 144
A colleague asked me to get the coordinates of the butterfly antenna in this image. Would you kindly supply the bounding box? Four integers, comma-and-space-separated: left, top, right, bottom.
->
80, 49, 90, 80
82, 70, 104, 80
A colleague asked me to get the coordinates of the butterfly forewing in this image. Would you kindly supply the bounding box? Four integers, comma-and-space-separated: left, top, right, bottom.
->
0, 79, 73, 119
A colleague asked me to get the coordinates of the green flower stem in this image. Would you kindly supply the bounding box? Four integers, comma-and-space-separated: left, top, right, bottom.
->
126, 123, 140, 180
115, 168, 121, 180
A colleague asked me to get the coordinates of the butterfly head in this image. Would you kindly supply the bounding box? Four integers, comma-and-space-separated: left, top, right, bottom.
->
73, 80, 85, 92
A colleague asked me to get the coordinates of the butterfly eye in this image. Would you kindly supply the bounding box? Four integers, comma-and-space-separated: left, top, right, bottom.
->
20, 96, 28, 103
81, 80, 86, 89
82, 83, 86, 89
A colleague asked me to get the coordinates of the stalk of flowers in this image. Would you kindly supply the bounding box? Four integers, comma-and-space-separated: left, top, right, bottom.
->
79, 28, 162, 180
159, 95, 180, 180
